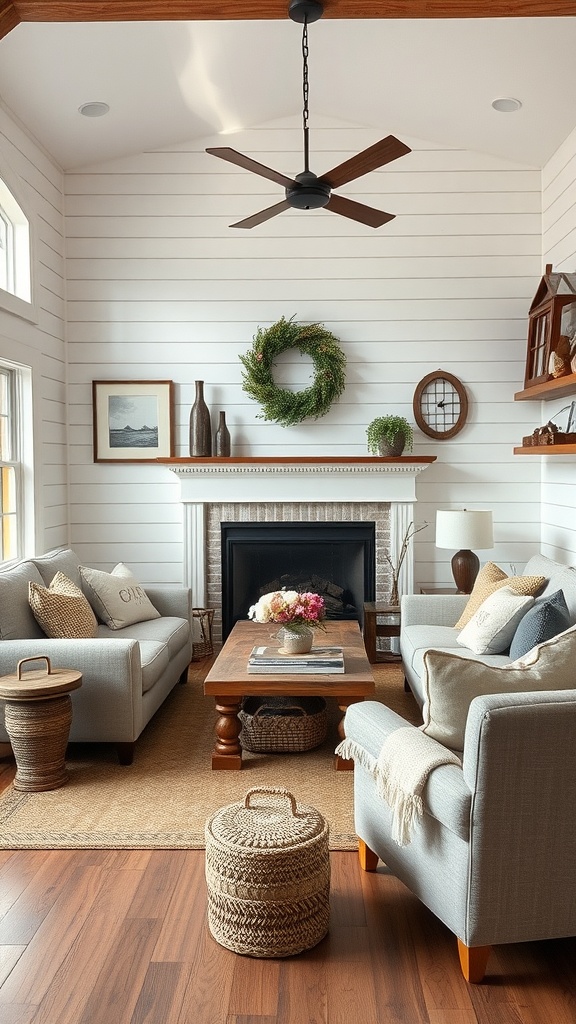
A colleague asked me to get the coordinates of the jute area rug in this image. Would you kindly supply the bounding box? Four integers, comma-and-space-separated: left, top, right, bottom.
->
0, 661, 420, 851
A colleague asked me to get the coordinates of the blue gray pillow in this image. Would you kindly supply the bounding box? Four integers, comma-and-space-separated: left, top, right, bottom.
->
509, 589, 571, 660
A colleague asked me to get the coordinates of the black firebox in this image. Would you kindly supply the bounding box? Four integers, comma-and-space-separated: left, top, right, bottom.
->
221, 521, 376, 640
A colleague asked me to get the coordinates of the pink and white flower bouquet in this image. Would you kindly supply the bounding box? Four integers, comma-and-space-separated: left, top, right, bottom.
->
248, 589, 327, 635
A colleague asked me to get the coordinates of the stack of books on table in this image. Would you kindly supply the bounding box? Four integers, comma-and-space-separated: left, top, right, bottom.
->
247, 645, 345, 674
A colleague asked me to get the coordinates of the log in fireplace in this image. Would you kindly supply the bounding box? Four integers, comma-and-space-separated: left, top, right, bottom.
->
221, 521, 376, 640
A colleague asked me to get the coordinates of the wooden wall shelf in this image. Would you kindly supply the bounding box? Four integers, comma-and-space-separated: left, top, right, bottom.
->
514, 373, 576, 402
513, 445, 576, 455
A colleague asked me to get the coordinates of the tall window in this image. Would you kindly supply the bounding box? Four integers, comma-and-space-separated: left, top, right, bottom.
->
0, 177, 31, 305
0, 366, 21, 561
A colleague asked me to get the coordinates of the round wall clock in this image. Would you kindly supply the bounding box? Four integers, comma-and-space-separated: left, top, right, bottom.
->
413, 370, 468, 440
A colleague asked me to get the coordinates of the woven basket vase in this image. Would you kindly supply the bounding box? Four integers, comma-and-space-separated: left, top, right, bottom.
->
205, 787, 330, 957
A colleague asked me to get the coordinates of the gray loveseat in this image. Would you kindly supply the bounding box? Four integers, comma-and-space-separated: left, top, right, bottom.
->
0, 548, 192, 763
400, 554, 576, 706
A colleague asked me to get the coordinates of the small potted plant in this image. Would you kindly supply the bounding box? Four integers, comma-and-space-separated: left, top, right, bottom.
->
366, 415, 414, 457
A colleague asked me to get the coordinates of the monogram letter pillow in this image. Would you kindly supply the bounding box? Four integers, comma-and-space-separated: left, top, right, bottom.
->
79, 562, 160, 630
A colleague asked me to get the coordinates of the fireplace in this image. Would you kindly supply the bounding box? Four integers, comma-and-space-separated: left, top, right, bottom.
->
221, 521, 376, 639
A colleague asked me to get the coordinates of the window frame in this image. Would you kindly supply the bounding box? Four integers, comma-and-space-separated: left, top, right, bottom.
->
0, 363, 28, 564
0, 170, 37, 324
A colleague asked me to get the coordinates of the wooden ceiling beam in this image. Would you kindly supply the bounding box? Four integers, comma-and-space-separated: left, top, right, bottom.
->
2, 0, 576, 42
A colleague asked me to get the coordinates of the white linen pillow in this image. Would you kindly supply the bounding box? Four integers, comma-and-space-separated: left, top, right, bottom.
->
421, 623, 576, 750
79, 562, 160, 630
456, 585, 534, 655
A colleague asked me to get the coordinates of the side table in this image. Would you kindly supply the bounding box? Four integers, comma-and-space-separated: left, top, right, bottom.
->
363, 602, 401, 664
0, 656, 82, 792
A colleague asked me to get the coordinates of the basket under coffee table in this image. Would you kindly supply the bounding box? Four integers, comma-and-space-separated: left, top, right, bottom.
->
204, 619, 375, 771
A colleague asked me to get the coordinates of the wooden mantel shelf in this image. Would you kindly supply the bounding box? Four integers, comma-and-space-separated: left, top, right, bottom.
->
158, 456, 437, 465
514, 445, 576, 455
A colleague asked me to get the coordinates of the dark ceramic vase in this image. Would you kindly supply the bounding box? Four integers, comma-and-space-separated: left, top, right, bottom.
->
189, 380, 211, 457
215, 411, 231, 457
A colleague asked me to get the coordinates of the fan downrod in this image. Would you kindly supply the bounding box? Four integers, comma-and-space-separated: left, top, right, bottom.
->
288, 0, 323, 23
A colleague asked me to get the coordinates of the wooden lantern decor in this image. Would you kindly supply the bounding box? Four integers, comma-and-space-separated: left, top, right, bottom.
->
524, 264, 576, 389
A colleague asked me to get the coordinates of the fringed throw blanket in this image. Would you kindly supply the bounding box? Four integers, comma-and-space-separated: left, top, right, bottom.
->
336, 727, 461, 846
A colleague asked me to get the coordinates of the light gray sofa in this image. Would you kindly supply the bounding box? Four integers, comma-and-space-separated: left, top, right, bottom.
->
400, 554, 576, 706
0, 548, 193, 763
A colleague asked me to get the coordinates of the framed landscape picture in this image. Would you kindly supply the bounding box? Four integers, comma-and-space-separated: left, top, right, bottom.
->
92, 380, 175, 462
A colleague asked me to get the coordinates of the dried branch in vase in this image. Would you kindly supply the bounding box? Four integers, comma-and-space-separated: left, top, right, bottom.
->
384, 521, 428, 605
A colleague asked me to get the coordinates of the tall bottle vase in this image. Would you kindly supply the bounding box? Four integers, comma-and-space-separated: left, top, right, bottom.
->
215, 411, 231, 457
189, 380, 211, 457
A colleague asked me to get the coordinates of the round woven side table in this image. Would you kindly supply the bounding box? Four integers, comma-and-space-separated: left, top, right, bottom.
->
0, 656, 82, 792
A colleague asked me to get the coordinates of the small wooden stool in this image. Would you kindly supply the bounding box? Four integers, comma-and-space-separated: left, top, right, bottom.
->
0, 656, 82, 792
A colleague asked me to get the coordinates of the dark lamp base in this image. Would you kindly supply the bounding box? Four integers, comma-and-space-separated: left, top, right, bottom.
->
451, 550, 480, 595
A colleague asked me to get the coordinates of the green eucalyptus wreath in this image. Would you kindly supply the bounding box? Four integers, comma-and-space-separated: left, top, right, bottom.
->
240, 316, 347, 427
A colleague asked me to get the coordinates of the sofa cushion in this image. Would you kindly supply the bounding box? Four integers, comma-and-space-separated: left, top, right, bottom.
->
457, 586, 534, 655
421, 623, 576, 750
79, 562, 160, 630
454, 562, 546, 629
0, 560, 46, 640
106, 616, 190, 659
509, 589, 571, 661
28, 572, 98, 638
33, 548, 82, 589
135, 640, 170, 694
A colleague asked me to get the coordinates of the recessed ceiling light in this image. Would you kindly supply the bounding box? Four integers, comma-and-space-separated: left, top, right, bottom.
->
78, 102, 110, 118
491, 97, 522, 113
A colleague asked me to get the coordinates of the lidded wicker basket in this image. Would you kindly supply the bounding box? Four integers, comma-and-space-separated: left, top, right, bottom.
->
205, 787, 330, 957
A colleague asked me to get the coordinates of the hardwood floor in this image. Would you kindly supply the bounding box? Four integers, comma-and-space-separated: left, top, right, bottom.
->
1, 849, 576, 1022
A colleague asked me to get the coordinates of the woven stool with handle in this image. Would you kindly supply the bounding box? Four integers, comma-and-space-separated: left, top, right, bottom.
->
205, 786, 330, 957
0, 656, 82, 791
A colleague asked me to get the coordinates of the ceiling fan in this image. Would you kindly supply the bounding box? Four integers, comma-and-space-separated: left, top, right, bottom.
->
206, 0, 411, 229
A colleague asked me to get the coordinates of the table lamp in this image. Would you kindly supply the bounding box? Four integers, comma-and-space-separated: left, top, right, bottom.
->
435, 509, 494, 594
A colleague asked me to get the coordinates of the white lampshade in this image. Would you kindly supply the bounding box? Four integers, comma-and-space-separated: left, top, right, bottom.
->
435, 509, 494, 551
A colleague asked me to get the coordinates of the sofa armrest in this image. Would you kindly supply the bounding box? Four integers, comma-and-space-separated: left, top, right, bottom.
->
144, 586, 193, 620
401, 594, 468, 628
0, 638, 143, 743
343, 700, 471, 840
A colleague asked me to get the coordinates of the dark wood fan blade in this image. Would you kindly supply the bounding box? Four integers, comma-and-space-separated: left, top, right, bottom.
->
325, 194, 395, 228
230, 200, 291, 229
206, 147, 297, 188
321, 136, 411, 189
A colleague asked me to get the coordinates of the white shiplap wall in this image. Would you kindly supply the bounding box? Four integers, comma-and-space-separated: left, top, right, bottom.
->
0, 105, 68, 555
65, 117, 543, 590
541, 126, 576, 567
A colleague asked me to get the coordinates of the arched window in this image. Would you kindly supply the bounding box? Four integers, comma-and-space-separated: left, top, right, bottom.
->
0, 177, 31, 305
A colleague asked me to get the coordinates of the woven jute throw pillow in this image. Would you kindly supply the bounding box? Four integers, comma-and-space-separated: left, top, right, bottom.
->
29, 571, 98, 638
454, 562, 546, 629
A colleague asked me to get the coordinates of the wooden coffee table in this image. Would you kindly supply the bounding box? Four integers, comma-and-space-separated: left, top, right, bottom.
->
204, 619, 375, 770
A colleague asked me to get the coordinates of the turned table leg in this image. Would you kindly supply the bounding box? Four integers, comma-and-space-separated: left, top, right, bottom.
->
211, 696, 243, 770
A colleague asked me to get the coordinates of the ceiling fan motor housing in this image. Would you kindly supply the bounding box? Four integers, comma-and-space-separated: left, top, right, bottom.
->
286, 171, 331, 209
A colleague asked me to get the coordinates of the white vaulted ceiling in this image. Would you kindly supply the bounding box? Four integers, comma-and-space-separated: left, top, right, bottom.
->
1, 16, 576, 170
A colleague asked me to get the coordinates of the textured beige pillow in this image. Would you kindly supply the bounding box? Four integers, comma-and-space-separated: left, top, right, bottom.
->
79, 562, 160, 630
29, 571, 98, 638
456, 586, 535, 655
421, 623, 576, 750
454, 562, 546, 629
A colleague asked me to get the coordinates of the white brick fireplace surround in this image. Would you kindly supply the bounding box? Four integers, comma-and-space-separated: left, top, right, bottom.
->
164, 457, 435, 640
